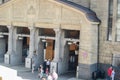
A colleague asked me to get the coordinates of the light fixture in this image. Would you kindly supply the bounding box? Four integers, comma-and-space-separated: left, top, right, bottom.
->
0, 34, 4, 38
68, 41, 72, 45
18, 36, 23, 40
42, 39, 46, 42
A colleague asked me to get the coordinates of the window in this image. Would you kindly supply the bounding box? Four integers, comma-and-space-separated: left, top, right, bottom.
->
112, 54, 120, 67
107, 0, 113, 41
116, 0, 120, 41
117, 0, 120, 18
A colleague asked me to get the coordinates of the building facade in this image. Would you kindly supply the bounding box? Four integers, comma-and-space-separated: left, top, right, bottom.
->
69, 0, 120, 79
0, 0, 119, 79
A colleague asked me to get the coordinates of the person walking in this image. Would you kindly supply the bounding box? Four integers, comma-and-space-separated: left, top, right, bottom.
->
111, 69, 115, 80
32, 61, 35, 73
52, 70, 58, 80
46, 59, 50, 72
43, 59, 47, 73
107, 66, 112, 80
47, 73, 53, 80
38, 65, 44, 79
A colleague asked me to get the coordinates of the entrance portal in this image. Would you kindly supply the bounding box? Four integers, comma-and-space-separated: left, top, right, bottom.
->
45, 39, 55, 61
22, 37, 29, 63
17, 27, 30, 64
68, 43, 79, 72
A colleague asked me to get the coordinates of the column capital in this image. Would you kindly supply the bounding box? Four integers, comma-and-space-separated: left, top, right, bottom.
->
28, 27, 34, 30
7, 25, 14, 30
54, 28, 61, 35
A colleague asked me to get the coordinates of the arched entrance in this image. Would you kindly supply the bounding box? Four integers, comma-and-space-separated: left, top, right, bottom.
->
68, 42, 79, 71
16, 27, 30, 64
0, 26, 8, 62
34, 28, 55, 68
63, 30, 80, 76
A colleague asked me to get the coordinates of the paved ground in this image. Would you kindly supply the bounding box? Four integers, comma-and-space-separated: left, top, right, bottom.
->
0, 63, 83, 80
0, 63, 105, 80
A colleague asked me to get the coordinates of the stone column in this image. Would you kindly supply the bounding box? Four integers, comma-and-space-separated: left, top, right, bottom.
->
34, 29, 44, 68
57, 30, 68, 74
4, 26, 14, 64
78, 23, 98, 79
50, 28, 61, 73
4, 26, 20, 65
25, 27, 36, 68
53, 28, 61, 62
8, 26, 14, 53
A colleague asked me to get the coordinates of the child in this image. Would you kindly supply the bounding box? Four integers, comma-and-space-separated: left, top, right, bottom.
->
47, 73, 53, 80
111, 69, 115, 80
38, 66, 43, 79
45, 67, 49, 76
32, 61, 35, 73
52, 70, 58, 80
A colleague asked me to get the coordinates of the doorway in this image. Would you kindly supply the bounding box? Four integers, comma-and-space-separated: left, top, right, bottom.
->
68, 43, 78, 72
45, 39, 55, 61
22, 37, 29, 63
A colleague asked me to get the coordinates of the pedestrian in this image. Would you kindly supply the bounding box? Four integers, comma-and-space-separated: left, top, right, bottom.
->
32, 61, 35, 73
43, 59, 47, 73
52, 70, 58, 80
38, 65, 43, 79
46, 59, 50, 72
111, 69, 115, 80
41, 77, 46, 80
47, 73, 53, 80
107, 66, 112, 80
45, 67, 49, 76
38, 65, 43, 72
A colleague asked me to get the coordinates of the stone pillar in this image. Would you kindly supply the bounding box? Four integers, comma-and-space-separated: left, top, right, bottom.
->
4, 26, 20, 65
4, 26, 14, 64
50, 28, 61, 73
57, 30, 68, 74
78, 23, 98, 79
34, 29, 44, 68
53, 28, 61, 61
25, 27, 36, 68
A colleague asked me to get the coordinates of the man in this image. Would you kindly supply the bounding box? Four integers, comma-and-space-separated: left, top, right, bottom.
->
107, 66, 112, 80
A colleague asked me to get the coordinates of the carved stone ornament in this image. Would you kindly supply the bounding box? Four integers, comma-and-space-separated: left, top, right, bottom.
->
27, 5, 36, 18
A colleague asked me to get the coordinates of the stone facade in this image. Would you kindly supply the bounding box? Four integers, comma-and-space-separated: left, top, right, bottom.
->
69, 0, 120, 79
2, 0, 120, 80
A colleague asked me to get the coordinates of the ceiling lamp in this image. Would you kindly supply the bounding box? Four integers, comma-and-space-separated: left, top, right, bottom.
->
0, 34, 4, 38
42, 39, 46, 42
18, 36, 23, 40
68, 41, 72, 45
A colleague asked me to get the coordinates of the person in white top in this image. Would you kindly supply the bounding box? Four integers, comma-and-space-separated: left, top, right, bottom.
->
52, 70, 58, 80
111, 69, 115, 80
47, 73, 53, 80
46, 59, 50, 72
32, 61, 35, 73
38, 66, 43, 79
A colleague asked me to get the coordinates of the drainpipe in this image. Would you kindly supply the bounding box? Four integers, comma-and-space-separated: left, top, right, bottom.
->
97, 23, 101, 70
